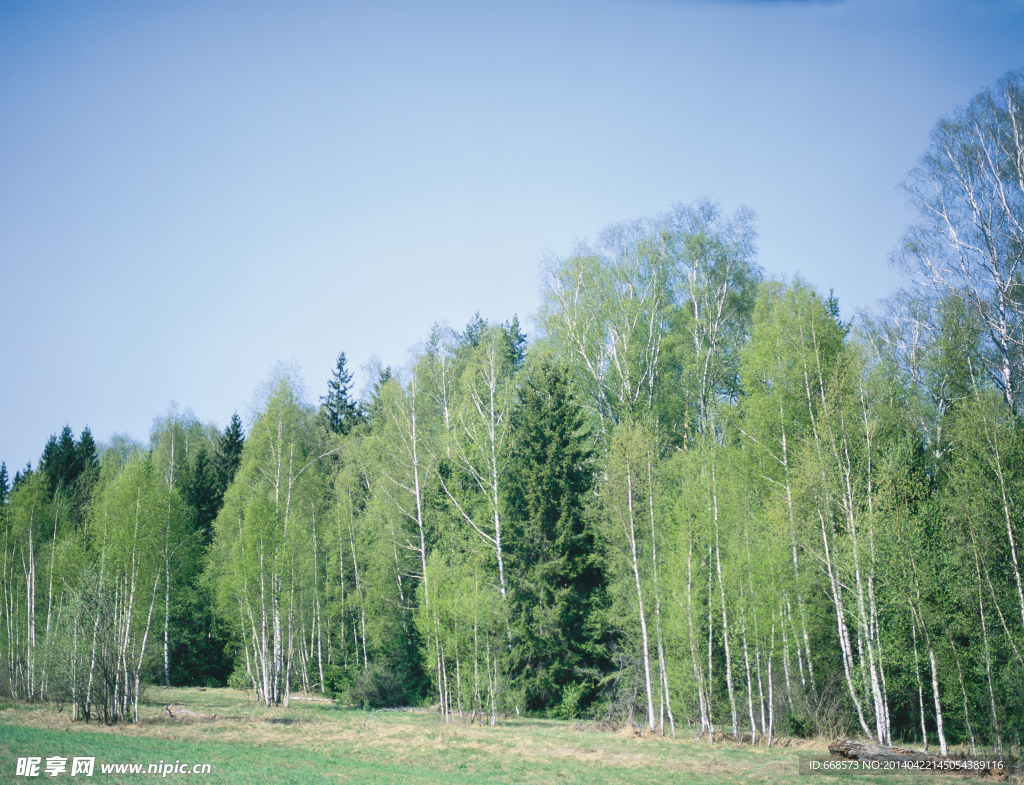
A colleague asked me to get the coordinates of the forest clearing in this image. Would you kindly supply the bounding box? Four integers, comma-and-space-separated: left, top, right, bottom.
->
0, 687, 965, 784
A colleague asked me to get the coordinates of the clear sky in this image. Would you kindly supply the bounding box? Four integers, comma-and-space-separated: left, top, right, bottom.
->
1, 0, 1022, 474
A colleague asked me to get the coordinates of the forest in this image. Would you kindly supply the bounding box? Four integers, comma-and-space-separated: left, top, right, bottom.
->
1, 69, 1023, 756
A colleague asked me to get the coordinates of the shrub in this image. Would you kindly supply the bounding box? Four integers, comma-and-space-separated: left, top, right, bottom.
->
347, 663, 409, 709
227, 667, 254, 694
322, 664, 353, 698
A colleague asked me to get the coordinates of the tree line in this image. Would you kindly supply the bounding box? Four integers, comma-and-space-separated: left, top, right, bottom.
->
1, 68, 1023, 752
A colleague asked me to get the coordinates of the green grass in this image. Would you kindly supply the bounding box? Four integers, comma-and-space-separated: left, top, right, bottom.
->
0, 689, 997, 784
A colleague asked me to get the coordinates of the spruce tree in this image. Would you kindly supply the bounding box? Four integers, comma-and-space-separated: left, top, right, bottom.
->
39, 425, 82, 497
76, 427, 100, 483
322, 352, 363, 435
462, 312, 488, 349
12, 461, 32, 490
0, 462, 8, 505
39, 435, 59, 493
56, 425, 78, 489
216, 413, 245, 492
502, 314, 527, 369
183, 444, 221, 542
503, 360, 608, 713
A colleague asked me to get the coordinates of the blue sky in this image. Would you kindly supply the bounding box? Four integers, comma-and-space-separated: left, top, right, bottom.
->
1, 0, 1022, 473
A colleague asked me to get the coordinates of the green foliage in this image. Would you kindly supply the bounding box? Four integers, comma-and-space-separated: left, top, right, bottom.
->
322, 663, 354, 697
216, 413, 245, 488
896, 68, 1024, 414
504, 360, 608, 713
322, 352, 365, 435
227, 666, 254, 693
181, 443, 221, 542
559, 681, 586, 720
11, 182, 1024, 747
348, 661, 411, 708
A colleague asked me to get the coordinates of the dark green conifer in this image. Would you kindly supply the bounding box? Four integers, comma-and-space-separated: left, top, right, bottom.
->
183, 444, 221, 543
321, 352, 364, 435
12, 461, 32, 490
77, 428, 100, 479
503, 360, 608, 713
216, 413, 245, 491
39, 435, 59, 493
462, 312, 488, 350
502, 314, 527, 369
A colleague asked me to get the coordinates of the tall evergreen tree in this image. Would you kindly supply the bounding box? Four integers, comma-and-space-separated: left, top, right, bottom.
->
54, 426, 77, 492
0, 462, 8, 505
38, 436, 59, 493
38, 425, 87, 499
76, 428, 100, 491
183, 444, 222, 542
503, 360, 608, 713
216, 413, 245, 492
502, 315, 527, 370
462, 313, 488, 350
322, 352, 364, 435
12, 461, 32, 490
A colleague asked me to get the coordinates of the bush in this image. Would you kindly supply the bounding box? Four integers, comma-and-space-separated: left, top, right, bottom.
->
785, 713, 813, 738
559, 682, 586, 721
227, 667, 254, 694
347, 663, 409, 709
322, 664, 353, 698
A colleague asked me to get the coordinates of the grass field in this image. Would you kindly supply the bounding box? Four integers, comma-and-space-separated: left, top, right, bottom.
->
0, 689, 1008, 784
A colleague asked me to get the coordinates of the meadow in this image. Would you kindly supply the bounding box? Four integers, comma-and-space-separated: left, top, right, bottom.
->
0, 688, 997, 785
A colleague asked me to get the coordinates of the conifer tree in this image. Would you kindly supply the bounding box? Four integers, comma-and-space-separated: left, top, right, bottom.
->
216, 414, 245, 491
38, 436, 59, 494
502, 315, 527, 370
183, 444, 222, 542
503, 360, 608, 712
76, 428, 99, 481
462, 313, 488, 350
322, 353, 363, 435
12, 462, 32, 490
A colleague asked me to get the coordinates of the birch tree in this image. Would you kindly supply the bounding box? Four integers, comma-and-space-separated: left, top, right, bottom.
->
212, 374, 326, 706
660, 200, 760, 436
539, 217, 671, 428
895, 68, 1024, 413
441, 325, 515, 597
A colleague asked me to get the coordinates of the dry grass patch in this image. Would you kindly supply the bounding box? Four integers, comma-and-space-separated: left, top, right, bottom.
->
0, 688, 852, 784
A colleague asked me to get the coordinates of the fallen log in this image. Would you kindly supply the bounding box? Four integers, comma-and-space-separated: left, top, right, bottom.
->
829, 739, 1009, 778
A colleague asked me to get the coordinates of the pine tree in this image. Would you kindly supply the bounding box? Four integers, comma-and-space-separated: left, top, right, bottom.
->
502, 315, 527, 370
76, 427, 100, 488
55, 426, 77, 491
39, 426, 82, 497
0, 462, 8, 505
503, 360, 608, 713
216, 413, 245, 492
39, 436, 59, 493
12, 461, 32, 490
183, 444, 221, 542
322, 352, 364, 435
462, 313, 488, 350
